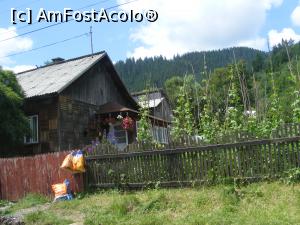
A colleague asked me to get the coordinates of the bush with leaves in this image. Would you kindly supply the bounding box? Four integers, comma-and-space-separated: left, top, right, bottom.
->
0, 69, 29, 148
282, 168, 300, 185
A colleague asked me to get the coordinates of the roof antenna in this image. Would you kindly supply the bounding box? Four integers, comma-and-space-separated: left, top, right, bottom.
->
90, 26, 94, 56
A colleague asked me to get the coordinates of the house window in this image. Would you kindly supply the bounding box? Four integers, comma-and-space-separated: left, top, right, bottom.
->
24, 115, 38, 144
107, 122, 128, 150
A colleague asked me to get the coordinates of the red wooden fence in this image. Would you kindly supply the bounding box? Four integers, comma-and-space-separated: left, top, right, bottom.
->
0, 151, 84, 201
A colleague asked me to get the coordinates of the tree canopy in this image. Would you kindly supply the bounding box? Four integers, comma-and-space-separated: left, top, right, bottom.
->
0, 68, 29, 148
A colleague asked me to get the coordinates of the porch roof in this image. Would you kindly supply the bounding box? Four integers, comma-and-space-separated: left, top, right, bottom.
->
97, 102, 171, 125
98, 102, 139, 114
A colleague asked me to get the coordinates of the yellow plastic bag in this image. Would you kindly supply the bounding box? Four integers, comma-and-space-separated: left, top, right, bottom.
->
60, 150, 85, 173
72, 150, 85, 173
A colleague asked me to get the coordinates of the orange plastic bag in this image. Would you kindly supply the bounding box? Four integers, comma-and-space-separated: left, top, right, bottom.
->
51, 183, 67, 198
60, 150, 85, 173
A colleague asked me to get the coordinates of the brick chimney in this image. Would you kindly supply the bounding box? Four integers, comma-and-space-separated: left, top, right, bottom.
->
51, 57, 65, 64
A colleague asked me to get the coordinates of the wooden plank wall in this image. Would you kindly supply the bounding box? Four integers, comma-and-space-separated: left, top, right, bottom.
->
85, 136, 300, 189
58, 96, 98, 151
62, 60, 134, 108
0, 151, 84, 201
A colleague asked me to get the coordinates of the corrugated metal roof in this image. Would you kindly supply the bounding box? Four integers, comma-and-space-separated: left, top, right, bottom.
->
139, 97, 164, 108
17, 52, 105, 98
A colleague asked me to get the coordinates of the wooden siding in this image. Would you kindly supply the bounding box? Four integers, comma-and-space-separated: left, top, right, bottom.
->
58, 96, 98, 151
133, 90, 173, 122
152, 98, 172, 122
62, 59, 135, 109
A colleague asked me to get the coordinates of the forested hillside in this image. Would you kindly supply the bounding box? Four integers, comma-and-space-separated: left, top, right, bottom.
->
115, 47, 266, 91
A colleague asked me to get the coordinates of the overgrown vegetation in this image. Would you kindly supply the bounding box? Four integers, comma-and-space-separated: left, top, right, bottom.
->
5, 182, 300, 225
167, 40, 300, 142
136, 93, 153, 144
171, 75, 197, 139
25, 211, 73, 225
282, 167, 300, 185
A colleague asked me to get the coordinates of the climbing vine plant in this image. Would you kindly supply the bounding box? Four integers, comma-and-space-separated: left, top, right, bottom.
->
199, 79, 219, 143
171, 76, 196, 140
221, 65, 243, 136
136, 95, 153, 144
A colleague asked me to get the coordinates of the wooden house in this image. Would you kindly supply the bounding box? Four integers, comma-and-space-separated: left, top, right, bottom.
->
4, 52, 171, 156
132, 89, 173, 144
5, 52, 136, 155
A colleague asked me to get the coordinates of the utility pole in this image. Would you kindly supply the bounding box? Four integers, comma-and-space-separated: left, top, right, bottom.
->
90, 26, 94, 56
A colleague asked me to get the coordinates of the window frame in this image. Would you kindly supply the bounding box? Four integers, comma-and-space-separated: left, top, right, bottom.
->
24, 115, 39, 144
107, 121, 128, 145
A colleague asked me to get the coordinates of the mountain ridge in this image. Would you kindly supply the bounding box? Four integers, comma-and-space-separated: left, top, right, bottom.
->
115, 47, 266, 91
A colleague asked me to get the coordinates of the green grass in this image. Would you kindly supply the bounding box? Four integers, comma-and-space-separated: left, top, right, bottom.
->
4, 182, 300, 225
24, 211, 73, 225
1, 193, 49, 215
49, 182, 300, 225
0, 200, 9, 207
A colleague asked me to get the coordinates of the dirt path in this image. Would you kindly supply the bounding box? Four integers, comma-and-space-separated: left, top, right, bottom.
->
12, 203, 51, 220
1, 203, 85, 225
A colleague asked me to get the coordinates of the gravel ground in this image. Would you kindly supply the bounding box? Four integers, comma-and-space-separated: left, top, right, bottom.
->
0, 203, 50, 225
0, 216, 25, 225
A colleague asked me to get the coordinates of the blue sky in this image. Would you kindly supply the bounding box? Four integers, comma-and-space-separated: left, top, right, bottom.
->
0, 0, 300, 72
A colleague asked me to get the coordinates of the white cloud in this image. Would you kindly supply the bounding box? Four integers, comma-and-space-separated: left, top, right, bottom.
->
237, 37, 267, 50
118, 0, 283, 59
3, 65, 36, 73
291, 6, 300, 26
0, 27, 33, 65
268, 28, 300, 47
263, 0, 283, 9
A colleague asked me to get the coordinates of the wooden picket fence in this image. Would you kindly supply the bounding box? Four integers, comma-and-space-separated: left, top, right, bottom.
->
85, 123, 300, 156
271, 123, 300, 138
83, 123, 300, 189
85, 135, 300, 189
